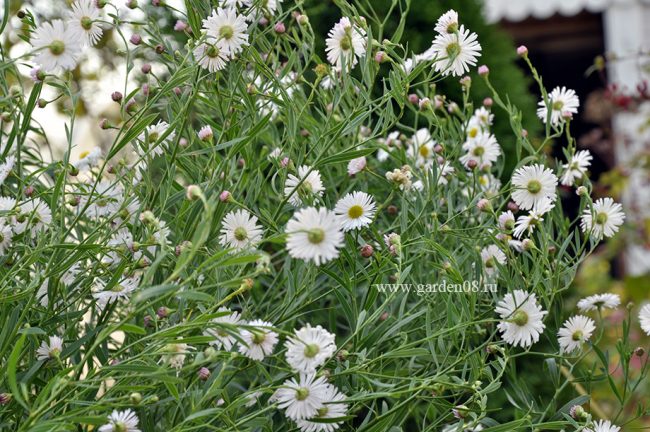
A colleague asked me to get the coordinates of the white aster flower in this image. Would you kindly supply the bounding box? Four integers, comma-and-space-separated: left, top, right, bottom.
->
275, 373, 330, 420
285, 324, 337, 373
0, 222, 12, 255
498, 210, 515, 231
472, 107, 493, 127
219, 209, 263, 252
194, 41, 229, 72
333, 191, 376, 232
92, 276, 140, 309
203, 7, 249, 57
557, 315, 596, 354
325, 17, 366, 70
136, 120, 175, 157
638, 304, 650, 336
98, 409, 141, 432
407, 128, 436, 167
68, 0, 103, 46
460, 131, 501, 169
60, 262, 81, 287
585, 420, 620, 432
286, 207, 344, 266
30, 19, 82, 73
580, 197, 625, 239
204, 307, 242, 351
36, 335, 64, 361
512, 203, 553, 239
434, 9, 459, 34
15, 198, 52, 235
347, 156, 366, 176
0, 155, 15, 185
238, 319, 279, 360
81, 181, 123, 219
495, 289, 547, 348
511, 164, 558, 211
561, 150, 592, 186
284, 166, 325, 207
537, 86, 579, 126
577, 293, 620, 312
295, 384, 348, 432
430, 25, 481, 77
72, 147, 102, 172
480, 245, 506, 276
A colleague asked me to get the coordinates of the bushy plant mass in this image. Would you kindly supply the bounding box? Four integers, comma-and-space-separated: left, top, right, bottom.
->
0, 1, 648, 431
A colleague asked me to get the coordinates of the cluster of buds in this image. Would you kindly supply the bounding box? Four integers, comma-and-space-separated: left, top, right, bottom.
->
385, 165, 413, 190
384, 233, 401, 256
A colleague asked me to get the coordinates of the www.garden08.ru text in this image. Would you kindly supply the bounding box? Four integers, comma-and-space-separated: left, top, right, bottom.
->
374, 280, 498, 295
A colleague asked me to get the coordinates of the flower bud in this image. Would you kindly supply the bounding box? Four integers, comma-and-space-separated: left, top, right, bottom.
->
130, 392, 142, 404
507, 201, 519, 213
219, 190, 232, 202
483, 97, 493, 107
274, 22, 286, 34
374, 51, 388, 63
198, 367, 211, 381
478, 65, 489, 76
126, 0, 138, 10
111, 91, 123, 102
517, 45, 528, 57
418, 97, 431, 111
0, 393, 11, 405
634, 347, 645, 357
477, 198, 491, 212
141, 63, 152, 74
360, 244, 374, 258
186, 185, 203, 201
408, 93, 419, 105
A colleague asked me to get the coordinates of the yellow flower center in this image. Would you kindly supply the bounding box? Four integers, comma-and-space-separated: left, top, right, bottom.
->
347, 205, 363, 219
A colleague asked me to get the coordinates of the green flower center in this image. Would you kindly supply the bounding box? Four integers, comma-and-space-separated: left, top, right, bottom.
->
251, 331, 266, 344
572, 330, 583, 341
316, 406, 329, 417
81, 16, 93, 30
114, 422, 127, 432
446, 42, 460, 59
234, 227, 248, 241
552, 100, 564, 111
512, 310, 529, 326
295, 387, 310, 401
219, 25, 234, 40
307, 228, 325, 244
206, 45, 220, 58
49, 40, 65, 55
595, 212, 608, 225
303, 343, 320, 358
347, 205, 363, 219
526, 180, 542, 194
148, 131, 159, 143
485, 257, 494, 268
472, 146, 485, 157
340, 29, 353, 51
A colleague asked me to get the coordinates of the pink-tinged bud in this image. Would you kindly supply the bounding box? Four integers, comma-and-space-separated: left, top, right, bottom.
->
297, 14, 309, 25
111, 91, 123, 102
300, 129, 310, 137
198, 125, 213, 141
141, 64, 152, 74
198, 367, 210, 380
436, 156, 445, 165
466, 159, 478, 169
274, 22, 286, 34
125, 99, 137, 113
576, 186, 588, 196
418, 97, 431, 110
374, 51, 387, 63
434, 144, 443, 154
478, 65, 489, 76
179, 138, 188, 147
517, 45, 528, 57
387, 205, 398, 216
562, 111, 573, 120
30, 67, 45, 83
130, 34, 142, 45
483, 97, 493, 107
522, 238, 534, 251
156, 306, 169, 319
141, 84, 150, 96
507, 201, 519, 212
280, 157, 290, 168
434, 95, 444, 109
0, 393, 12, 405
94, 0, 108, 8
237, 158, 245, 168
144, 315, 153, 327
174, 86, 182, 96
219, 191, 232, 202
459, 76, 471, 87
521, 129, 528, 138
477, 198, 491, 212
186, 185, 203, 201
408, 93, 419, 104
360, 244, 374, 258
155, 44, 165, 54
379, 311, 389, 321
99, 118, 111, 130
24, 186, 34, 197
152, 0, 161, 6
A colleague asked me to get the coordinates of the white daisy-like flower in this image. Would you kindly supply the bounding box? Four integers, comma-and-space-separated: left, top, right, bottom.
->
136, 120, 175, 157
92, 276, 140, 309
285, 324, 337, 373
407, 128, 436, 167
204, 307, 242, 351
36, 335, 64, 361
295, 384, 348, 432
72, 147, 102, 172
30, 19, 82, 73
203, 7, 249, 57
275, 373, 330, 420
435, 161, 455, 186
161, 340, 195, 370
511, 164, 558, 211
0, 155, 15, 185
472, 107, 493, 127
561, 150, 592, 186
557, 315, 596, 354
585, 420, 620, 432
347, 156, 366, 176
81, 181, 123, 219
286, 207, 344, 266
577, 293, 620, 312
194, 41, 229, 72
638, 304, 650, 336
218, 209, 263, 252
244, 390, 264, 407
333, 191, 376, 232
0, 222, 12, 255
480, 245, 506, 276
60, 262, 81, 287
512, 203, 553, 239
537, 86, 580, 126
434, 9, 459, 34
238, 319, 279, 360
460, 131, 501, 169
495, 289, 547, 348
98, 409, 141, 432
14, 198, 52, 235
580, 197, 625, 239
68, 0, 103, 46
284, 166, 325, 207
498, 210, 515, 231
325, 17, 367, 70
430, 25, 481, 77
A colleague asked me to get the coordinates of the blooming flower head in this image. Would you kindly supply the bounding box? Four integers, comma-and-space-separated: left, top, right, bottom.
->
238, 319, 279, 360
92, 276, 140, 309
557, 315, 596, 354
295, 383, 348, 432
275, 373, 331, 420
430, 25, 481, 77
286, 207, 344, 266
460, 131, 501, 169
31, 20, 82, 73
333, 191, 376, 232
408, 128, 435, 167
72, 147, 102, 172
285, 324, 337, 373
480, 245, 506, 276
284, 166, 325, 207
325, 17, 367, 70
577, 293, 620, 312
495, 290, 547, 348
580, 197, 625, 239
204, 307, 242, 351
585, 420, 620, 432
36, 335, 64, 361
203, 7, 249, 57
98, 409, 141, 432
434, 9, 459, 34
136, 120, 176, 157
498, 210, 515, 231
537, 86, 579, 126
14, 198, 52, 235
0, 155, 15, 185
639, 304, 650, 336
561, 150, 592, 186
512, 202, 554, 239
194, 41, 229, 72
68, 0, 103, 46
0, 221, 12, 255
219, 209, 263, 252
511, 164, 558, 211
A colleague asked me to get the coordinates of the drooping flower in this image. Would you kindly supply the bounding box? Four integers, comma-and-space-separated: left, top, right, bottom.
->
580, 197, 625, 239
333, 191, 376, 232
495, 290, 547, 348
285, 324, 337, 373
98, 409, 141, 432
537, 86, 579, 126
434, 9, 459, 34
557, 315, 596, 354
92, 276, 140, 309
219, 209, 263, 252
577, 293, 620, 312
238, 319, 279, 360
561, 150, 592, 186
36, 335, 64, 361
430, 25, 481, 77
194, 41, 229, 72
511, 164, 558, 211
286, 207, 344, 266
31, 20, 82, 72
325, 17, 366, 70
